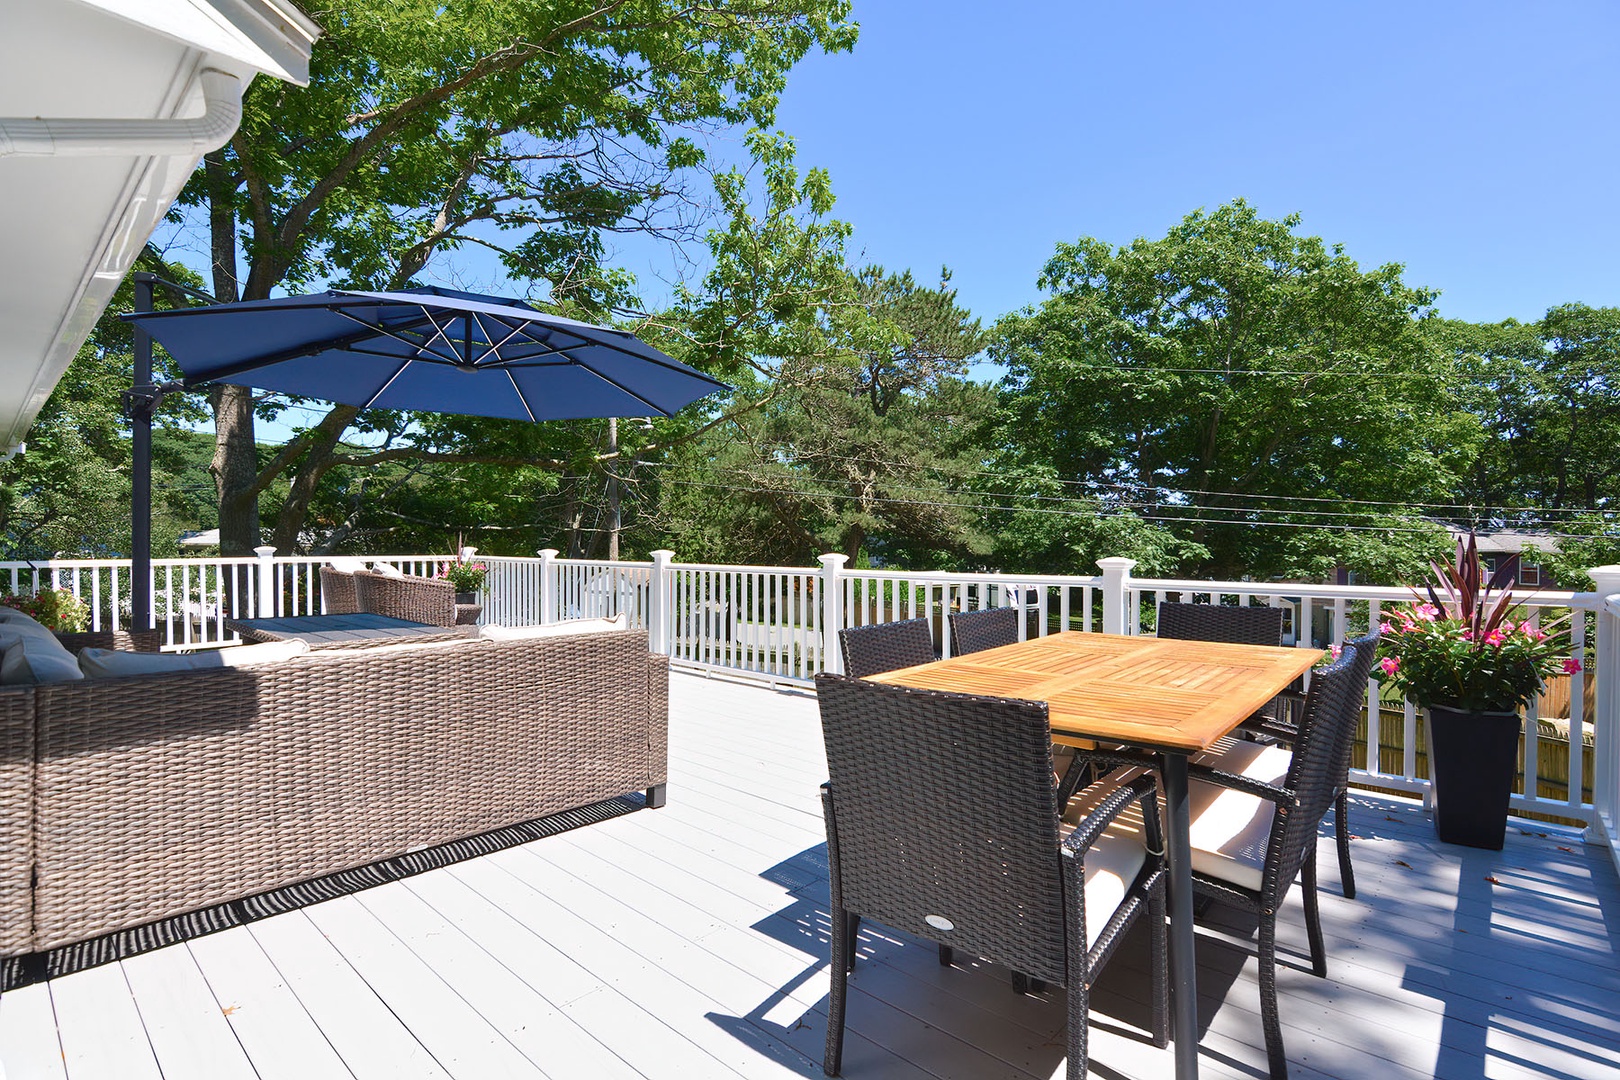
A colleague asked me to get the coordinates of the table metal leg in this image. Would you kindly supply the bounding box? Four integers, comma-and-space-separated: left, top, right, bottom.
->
1160, 750, 1200, 1080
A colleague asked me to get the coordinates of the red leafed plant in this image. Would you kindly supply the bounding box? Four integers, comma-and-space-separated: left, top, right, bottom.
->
1377, 532, 1577, 712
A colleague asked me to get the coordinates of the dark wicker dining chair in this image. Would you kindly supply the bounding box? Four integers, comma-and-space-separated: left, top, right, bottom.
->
1156, 600, 1286, 648
815, 674, 1167, 1079
836, 617, 936, 678
1182, 640, 1377, 1080
1227, 631, 1381, 899
947, 606, 1020, 655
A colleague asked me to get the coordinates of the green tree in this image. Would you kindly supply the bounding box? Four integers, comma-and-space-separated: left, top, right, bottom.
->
171, 0, 858, 556
992, 200, 1478, 579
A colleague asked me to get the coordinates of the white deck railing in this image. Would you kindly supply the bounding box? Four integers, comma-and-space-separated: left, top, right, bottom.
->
6, 547, 1618, 873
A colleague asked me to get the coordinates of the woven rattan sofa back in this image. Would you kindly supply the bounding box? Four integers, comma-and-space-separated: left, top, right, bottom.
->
1, 629, 667, 956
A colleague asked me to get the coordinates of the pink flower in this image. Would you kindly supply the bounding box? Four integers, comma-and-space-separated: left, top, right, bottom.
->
1484, 629, 1506, 646
1498, 620, 1514, 634
1379, 656, 1400, 676
1413, 603, 1440, 622
1379, 621, 1393, 634
1329, 644, 1343, 660
1564, 658, 1583, 675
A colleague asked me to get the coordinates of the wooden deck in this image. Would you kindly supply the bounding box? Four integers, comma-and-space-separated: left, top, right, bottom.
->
2, 671, 1618, 1080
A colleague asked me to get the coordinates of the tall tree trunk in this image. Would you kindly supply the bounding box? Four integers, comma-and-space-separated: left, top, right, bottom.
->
203, 151, 263, 558
605, 417, 620, 561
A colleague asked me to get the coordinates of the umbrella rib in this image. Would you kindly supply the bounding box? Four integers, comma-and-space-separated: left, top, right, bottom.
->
360, 359, 414, 411
331, 308, 461, 364
476, 313, 531, 363
509, 320, 727, 388
181, 307, 440, 383
505, 370, 538, 422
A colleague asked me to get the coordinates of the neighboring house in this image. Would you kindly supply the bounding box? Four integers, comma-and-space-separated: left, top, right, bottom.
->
1445, 525, 1559, 588
0, 0, 319, 458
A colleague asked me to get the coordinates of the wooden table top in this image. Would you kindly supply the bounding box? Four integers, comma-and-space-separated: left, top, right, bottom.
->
866, 631, 1324, 754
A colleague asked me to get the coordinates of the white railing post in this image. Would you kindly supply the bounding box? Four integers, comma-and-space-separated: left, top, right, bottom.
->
1098, 557, 1136, 636
819, 553, 849, 674
1586, 567, 1620, 852
649, 549, 675, 655
254, 546, 277, 617
537, 548, 559, 624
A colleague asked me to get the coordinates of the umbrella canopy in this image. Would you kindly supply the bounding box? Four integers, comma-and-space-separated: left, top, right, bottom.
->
123, 285, 728, 420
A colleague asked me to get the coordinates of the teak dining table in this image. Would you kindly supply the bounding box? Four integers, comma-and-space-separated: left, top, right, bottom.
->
867, 630, 1323, 1080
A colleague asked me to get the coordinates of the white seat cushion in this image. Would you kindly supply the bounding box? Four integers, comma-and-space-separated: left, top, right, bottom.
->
1060, 774, 1150, 948
480, 614, 628, 641
1185, 742, 1294, 892
77, 640, 309, 679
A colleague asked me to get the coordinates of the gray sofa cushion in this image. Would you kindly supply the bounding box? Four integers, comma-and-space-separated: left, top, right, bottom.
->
0, 628, 84, 685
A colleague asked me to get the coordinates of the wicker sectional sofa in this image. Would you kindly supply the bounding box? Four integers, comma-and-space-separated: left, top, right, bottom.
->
0, 627, 667, 957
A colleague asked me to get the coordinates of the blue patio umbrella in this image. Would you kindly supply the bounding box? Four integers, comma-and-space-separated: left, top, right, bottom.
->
119, 283, 729, 627
124, 285, 728, 421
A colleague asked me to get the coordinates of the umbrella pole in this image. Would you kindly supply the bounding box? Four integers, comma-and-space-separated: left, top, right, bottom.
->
129, 272, 155, 634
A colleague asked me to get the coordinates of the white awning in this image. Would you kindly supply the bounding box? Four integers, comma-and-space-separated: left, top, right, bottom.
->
0, 0, 319, 455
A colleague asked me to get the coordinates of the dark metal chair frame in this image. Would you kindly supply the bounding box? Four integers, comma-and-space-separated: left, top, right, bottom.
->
947, 606, 1021, 655
836, 617, 936, 679
815, 674, 1168, 1079
1236, 631, 1382, 899
1155, 601, 1286, 648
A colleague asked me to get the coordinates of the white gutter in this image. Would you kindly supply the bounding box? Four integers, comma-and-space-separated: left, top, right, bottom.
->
0, 67, 241, 158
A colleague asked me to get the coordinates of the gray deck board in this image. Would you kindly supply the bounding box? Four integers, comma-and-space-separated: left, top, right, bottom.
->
2, 671, 1618, 1079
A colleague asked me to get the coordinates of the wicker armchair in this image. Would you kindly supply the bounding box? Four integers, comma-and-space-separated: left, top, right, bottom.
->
815, 674, 1167, 1079
318, 566, 361, 615
1182, 641, 1376, 1080
947, 606, 1020, 655
1214, 631, 1382, 899
835, 618, 936, 678
353, 569, 457, 627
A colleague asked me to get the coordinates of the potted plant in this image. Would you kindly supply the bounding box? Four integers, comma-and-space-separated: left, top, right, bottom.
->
1378, 533, 1578, 849
2, 588, 92, 632
438, 557, 488, 604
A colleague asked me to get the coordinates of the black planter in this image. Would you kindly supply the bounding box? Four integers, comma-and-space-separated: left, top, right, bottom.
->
1427, 705, 1521, 850
455, 591, 477, 605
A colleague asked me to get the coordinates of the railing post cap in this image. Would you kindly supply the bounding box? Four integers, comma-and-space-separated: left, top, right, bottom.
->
1097, 557, 1137, 574
818, 553, 849, 569
650, 549, 675, 562
253, 545, 277, 558
1588, 565, 1620, 593
537, 548, 559, 559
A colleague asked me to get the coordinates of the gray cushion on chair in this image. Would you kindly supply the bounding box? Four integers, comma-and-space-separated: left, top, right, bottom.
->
0, 628, 85, 684
1185, 742, 1294, 891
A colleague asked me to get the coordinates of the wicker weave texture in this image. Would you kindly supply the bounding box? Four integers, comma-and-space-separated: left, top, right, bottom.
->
21, 629, 665, 954
0, 688, 34, 956
817, 675, 1069, 982
353, 570, 457, 626
319, 567, 360, 615
947, 607, 1020, 654
836, 618, 935, 678
52, 630, 164, 653
1156, 602, 1284, 646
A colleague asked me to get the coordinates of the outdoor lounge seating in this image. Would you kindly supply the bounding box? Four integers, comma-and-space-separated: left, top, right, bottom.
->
947, 605, 1020, 654
353, 567, 457, 626
815, 673, 1168, 1079
318, 564, 361, 614
0, 625, 667, 957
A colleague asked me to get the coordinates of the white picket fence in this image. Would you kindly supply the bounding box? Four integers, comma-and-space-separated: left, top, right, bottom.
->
6, 547, 1619, 872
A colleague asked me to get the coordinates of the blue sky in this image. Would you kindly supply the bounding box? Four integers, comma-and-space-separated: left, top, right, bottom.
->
761, 0, 1618, 331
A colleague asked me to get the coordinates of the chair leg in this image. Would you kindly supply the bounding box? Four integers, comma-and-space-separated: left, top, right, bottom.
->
1065, 954, 1090, 1079
1258, 916, 1290, 1080
826, 904, 849, 1076
1149, 879, 1169, 1048
1302, 849, 1327, 978
938, 944, 953, 967
1011, 971, 1030, 995
844, 913, 861, 972
1335, 789, 1356, 899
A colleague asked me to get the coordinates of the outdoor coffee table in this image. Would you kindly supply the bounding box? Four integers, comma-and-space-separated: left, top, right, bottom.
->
867, 630, 1322, 1080
226, 612, 477, 649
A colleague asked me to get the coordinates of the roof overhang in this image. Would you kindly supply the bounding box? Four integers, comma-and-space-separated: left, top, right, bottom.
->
0, 0, 319, 456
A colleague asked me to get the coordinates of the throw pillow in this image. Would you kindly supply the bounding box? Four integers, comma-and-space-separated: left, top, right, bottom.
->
370, 562, 405, 577
0, 633, 86, 684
